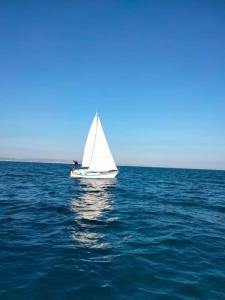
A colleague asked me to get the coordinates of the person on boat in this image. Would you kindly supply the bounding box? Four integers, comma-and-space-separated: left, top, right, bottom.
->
73, 160, 79, 169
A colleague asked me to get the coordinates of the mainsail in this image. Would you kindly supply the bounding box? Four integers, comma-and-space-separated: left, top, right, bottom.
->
82, 114, 98, 168
82, 114, 117, 172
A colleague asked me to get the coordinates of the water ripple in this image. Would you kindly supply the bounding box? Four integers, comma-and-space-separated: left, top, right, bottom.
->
0, 162, 225, 299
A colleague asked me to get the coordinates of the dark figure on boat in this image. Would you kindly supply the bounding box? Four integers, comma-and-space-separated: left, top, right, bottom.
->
72, 160, 79, 170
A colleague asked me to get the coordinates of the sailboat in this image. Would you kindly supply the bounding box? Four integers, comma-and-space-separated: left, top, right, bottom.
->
70, 113, 118, 179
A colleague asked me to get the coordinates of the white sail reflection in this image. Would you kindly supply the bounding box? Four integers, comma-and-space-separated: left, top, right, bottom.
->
70, 179, 116, 248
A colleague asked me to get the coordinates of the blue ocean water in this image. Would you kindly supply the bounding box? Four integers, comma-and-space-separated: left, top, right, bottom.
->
0, 162, 225, 299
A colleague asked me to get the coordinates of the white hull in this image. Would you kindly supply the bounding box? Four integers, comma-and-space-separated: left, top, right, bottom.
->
70, 169, 118, 179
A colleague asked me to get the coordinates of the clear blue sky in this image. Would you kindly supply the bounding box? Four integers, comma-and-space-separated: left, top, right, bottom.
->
1, 0, 225, 169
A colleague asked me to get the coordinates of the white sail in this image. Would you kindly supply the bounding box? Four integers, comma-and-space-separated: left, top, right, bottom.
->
82, 114, 98, 168
82, 114, 117, 172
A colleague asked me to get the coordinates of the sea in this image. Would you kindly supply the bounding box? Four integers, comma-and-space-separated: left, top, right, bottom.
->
0, 161, 225, 300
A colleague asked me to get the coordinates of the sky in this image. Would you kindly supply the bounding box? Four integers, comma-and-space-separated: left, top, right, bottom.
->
0, 0, 225, 169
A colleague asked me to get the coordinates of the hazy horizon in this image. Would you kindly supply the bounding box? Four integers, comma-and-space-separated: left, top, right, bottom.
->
1, 156, 225, 171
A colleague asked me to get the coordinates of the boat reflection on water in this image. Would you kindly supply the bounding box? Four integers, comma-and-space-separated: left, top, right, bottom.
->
70, 179, 116, 249
70, 179, 116, 220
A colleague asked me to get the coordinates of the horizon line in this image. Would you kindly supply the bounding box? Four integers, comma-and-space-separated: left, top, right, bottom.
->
0, 158, 224, 172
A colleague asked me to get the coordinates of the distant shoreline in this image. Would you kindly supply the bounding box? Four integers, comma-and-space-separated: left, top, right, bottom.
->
0, 159, 71, 165
0, 159, 224, 172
